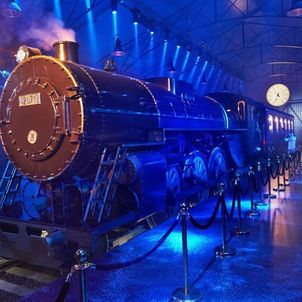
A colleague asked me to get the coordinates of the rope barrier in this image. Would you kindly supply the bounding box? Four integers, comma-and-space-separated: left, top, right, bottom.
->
95, 218, 179, 270
189, 194, 222, 230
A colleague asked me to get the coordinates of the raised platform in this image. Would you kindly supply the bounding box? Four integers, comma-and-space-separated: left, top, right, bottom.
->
18, 176, 302, 302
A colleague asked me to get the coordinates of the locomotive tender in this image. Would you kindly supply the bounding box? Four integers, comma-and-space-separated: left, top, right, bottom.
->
0, 41, 294, 267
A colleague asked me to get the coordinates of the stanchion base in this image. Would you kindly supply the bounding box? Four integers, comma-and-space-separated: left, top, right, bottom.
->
246, 210, 260, 217
232, 226, 250, 237
214, 245, 236, 257
171, 287, 203, 302
263, 193, 276, 199
273, 187, 285, 192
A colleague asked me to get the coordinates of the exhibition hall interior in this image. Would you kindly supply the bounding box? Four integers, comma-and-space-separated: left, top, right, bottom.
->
0, 0, 302, 301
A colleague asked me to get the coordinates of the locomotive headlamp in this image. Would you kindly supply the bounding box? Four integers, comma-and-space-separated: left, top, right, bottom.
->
15, 45, 42, 63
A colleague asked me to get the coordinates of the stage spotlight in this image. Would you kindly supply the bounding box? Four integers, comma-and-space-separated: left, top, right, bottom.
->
111, 0, 117, 14
287, 0, 302, 16
132, 8, 139, 25
200, 75, 208, 84
0, 0, 22, 18
168, 62, 177, 75
112, 36, 125, 57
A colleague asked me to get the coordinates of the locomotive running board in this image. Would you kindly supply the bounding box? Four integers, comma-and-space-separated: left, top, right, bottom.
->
0, 210, 167, 269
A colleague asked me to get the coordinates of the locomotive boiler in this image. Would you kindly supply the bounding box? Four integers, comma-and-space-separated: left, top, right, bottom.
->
0, 41, 291, 267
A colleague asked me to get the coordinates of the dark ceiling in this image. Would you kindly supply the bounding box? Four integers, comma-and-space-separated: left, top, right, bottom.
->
1, 0, 302, 101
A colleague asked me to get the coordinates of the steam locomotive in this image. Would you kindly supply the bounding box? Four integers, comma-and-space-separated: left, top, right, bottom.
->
0, 41, 294, 267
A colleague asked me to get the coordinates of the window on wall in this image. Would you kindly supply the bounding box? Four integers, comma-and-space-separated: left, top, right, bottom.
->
274, 116, 279, 132
280, 118, 284, 131
237, 101, 246, 120
268, 115, 273, 132
291, 121, 294, 131
284, 119, 287, 131
288, 120, 291, 130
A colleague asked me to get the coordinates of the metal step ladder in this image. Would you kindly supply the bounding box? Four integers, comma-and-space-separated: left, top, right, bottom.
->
0, 161, 23, 209
83, 146, 127, 223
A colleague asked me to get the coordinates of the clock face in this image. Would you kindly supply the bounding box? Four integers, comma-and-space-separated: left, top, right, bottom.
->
266, 83, 290, 107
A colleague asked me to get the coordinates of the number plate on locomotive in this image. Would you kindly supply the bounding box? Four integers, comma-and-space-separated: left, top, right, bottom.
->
19, 93, 41, 107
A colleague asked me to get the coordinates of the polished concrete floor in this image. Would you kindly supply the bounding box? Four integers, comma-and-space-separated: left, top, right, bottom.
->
21, 176, 302, 302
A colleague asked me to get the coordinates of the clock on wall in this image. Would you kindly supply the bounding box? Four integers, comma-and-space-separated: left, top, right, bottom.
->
266, 83, 290, 107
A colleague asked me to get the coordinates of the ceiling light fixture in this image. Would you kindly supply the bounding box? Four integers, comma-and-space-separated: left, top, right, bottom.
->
112, 36, 125, 57
269, 73, 286, 77
287, 0, 302, 17
168, 62, 177, 75
268, 61, 297, 65
275, 44, 302, 49
0, 0, 22, 18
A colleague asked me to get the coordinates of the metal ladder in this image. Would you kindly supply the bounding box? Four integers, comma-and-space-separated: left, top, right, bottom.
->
83, 146, 127, 223
0, 161, 23, 209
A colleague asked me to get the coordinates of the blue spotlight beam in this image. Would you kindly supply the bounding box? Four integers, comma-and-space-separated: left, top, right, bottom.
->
112, 9, 118, 36
160, 40, 168, 76
179, 51, 191, 80
54, 0, 62, 20
148, 31, 154, 75
85, 0, 98, 64
134, 23, 139, 58
173, 45, 181, 66
195, 60, 208, 89
188, 56, 200, 83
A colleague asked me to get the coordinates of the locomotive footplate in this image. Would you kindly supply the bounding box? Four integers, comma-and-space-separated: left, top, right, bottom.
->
0, 210, 166, 269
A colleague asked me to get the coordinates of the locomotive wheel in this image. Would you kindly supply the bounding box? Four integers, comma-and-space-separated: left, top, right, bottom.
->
166, 164, 182, 193
183, 150, 209, 204
166, 164, 182, 216
208, 147, 228, 189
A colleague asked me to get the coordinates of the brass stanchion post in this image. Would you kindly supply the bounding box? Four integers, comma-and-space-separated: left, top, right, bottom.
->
214, 183, 236, 257
263, 158, 276, 199
232, 173, 250, 236
246, 167, 260, 218
172, 203, 202, 302
255, 162, 267, 206
73, 249, 95, 302
273, 156, 285, 192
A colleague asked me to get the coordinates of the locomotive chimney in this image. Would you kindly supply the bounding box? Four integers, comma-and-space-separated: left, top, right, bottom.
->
53, 41, 79, 63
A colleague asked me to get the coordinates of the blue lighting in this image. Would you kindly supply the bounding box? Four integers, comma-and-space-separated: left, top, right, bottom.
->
195, 60, 208, 89
179, 51, 191, 80
188, 56, 200, 82
54, 0, 62, 20
173, 45, 181, 66
112, 9, 118, 36
85, 0, 98, 63
134, 22, 139, 59
212, 69, 222, 91
148, 31, 154, 73
160, 40, 168, 76
162, 231, 211, 254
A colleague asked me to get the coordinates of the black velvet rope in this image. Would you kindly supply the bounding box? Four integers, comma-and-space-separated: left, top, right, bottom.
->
252, 173, 259, 193
95, 218, 178, 270
189, 194, 222, 230
260, 167, 269, 186
55, 281, 71, 302
278, 160, 285, 176
285, 157, 291, 171
223, 187, 237, 220
270, 164, 279, 179
240, 176, 250, 196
